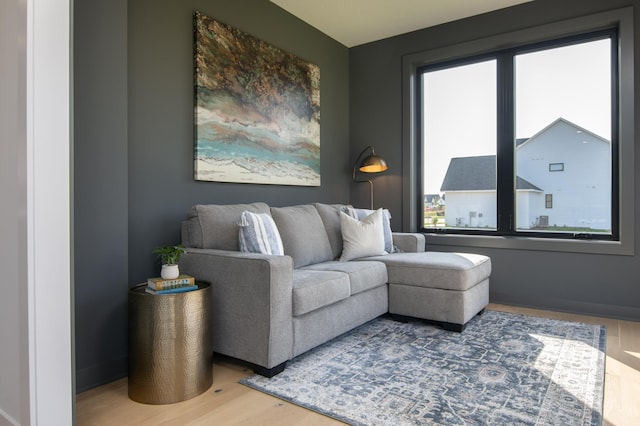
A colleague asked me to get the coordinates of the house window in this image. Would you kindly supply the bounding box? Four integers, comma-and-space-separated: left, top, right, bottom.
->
418, 28, 618, 240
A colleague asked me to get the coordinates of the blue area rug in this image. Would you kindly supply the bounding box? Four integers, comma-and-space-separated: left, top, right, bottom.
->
240, 310, 605, 425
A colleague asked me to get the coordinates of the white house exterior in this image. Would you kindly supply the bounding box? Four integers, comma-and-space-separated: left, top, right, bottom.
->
445, 191, 497, 228
440, 118, 611, 231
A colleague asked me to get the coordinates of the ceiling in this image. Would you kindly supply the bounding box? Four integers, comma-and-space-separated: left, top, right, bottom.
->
270, 0, 533, 47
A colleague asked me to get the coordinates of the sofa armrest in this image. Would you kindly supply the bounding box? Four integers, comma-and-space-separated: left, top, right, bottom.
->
392, 232, 426, 253
179, 248, 294, 370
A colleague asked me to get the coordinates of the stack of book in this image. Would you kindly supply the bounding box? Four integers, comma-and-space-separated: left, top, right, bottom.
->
145, 275, 197, 295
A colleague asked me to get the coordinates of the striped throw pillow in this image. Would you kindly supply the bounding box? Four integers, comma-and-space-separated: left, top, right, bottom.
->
238, 211, 284, 255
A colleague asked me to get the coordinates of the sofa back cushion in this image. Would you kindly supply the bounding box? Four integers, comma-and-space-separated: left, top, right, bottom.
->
271, 204, 333, 268
184, 202, 270, 250
313, 203, 351, 260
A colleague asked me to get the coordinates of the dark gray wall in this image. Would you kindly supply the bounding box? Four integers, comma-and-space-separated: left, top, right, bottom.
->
127, 0, 350, 282
350, 0, 640, 320
1, 0, 28, 421
74, 0, 349, 391
74, 0, 129, 391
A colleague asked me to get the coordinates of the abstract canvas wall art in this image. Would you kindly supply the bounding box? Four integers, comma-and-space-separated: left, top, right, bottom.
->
194, 11, 321, 186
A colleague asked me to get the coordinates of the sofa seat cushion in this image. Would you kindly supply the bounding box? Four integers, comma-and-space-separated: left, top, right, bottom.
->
301, 261, 388, 295
292, 270, 350, 316
362, 251, 491, 291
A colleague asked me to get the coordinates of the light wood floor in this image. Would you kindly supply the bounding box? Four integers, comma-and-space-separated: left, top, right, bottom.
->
76, 304, 640, 425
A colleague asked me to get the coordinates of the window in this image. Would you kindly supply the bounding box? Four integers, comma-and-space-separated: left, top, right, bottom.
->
422, 60, 496, 230
418, 29, 618, 240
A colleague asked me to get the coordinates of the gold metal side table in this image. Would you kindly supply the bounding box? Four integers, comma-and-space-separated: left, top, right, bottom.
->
128, 282, 212, 404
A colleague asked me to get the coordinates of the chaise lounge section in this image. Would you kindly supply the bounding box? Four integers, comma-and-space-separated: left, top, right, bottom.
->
179, 202, 491, 376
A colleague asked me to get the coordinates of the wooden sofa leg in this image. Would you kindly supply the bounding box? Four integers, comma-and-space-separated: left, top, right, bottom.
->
253, 361, 287, 378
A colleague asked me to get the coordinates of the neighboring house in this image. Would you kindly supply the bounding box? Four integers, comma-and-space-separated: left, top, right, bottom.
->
424, 193, 444, 208
440, 118, 611, 230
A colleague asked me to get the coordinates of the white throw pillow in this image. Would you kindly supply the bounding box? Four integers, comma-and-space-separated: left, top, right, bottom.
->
238, 211, 284, 255
342, 206, 393, 253
339, 209, 386, 261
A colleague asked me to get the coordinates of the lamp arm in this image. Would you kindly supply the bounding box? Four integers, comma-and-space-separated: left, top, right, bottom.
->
352, 146, 375, 210
351, 145, 374, 182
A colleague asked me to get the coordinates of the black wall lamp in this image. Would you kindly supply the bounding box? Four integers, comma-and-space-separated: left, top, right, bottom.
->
352, 146, 388, 210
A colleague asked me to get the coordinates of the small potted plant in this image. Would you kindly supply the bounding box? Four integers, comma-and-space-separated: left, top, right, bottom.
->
153, 244, 187, 279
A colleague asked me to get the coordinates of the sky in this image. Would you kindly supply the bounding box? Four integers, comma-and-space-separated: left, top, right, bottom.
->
422, 38, 611, 194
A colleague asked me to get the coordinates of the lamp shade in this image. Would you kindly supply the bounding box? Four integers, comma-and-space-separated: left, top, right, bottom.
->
359, 152, 388, 173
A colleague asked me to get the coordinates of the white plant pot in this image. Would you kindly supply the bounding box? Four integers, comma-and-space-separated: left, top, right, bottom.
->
161, 264, 179, 280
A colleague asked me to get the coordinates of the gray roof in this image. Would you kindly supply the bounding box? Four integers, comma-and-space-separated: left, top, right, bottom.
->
440, 155, 542, 192
516, 176, 542, 191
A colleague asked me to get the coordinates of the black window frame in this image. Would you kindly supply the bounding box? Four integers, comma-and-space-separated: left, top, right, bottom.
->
549, 163, 564, 172
417, 28, 619, 241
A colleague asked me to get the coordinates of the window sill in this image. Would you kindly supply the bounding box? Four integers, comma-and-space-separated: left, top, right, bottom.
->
424, 232, 634, 256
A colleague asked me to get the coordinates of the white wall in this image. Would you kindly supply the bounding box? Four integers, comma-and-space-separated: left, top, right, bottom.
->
444, 191, 496, 228
516, 190, 546, 229
0, 0, 73, 424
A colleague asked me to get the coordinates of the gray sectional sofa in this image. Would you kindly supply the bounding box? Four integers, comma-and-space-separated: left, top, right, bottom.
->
179, 202, 491, 377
